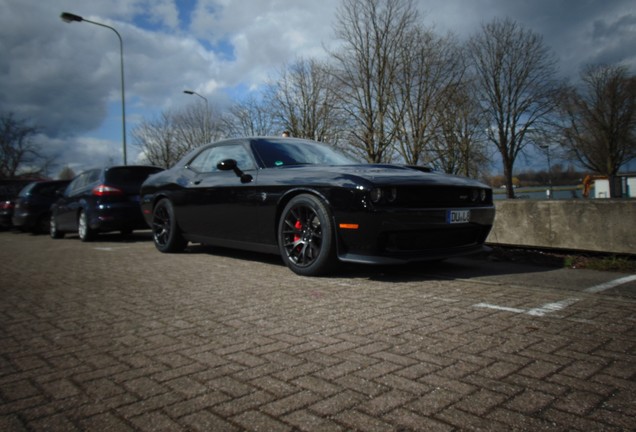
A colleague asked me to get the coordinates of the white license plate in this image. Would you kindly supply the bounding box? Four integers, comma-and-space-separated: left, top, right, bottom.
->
448, 209, 470, 224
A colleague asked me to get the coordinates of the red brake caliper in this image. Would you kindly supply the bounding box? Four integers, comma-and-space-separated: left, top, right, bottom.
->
293, 220, 302, 242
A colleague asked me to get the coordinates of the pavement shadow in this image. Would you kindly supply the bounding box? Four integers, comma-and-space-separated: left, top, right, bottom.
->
54, 230, 154, 244
351, 255, 560, 282
182, 243, 560, 282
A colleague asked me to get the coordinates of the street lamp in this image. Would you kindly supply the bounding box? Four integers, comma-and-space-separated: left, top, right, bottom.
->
61, 12, 127, 165
183, 90, 209, 142
183, 90, 207, 104
540, 144, 552, 199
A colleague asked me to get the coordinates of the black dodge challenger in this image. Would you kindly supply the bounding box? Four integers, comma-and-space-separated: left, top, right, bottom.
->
140, 137, 495, 276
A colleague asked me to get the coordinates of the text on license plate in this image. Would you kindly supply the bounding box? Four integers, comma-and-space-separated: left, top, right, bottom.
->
448, 209, 470, 224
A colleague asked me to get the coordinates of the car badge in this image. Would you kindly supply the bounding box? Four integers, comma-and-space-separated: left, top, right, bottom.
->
260, 192, 267, 202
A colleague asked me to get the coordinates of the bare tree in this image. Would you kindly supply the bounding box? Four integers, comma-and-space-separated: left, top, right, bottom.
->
0, 112, 53, 178
330, 0, 417, 163
174, 103, 224, 147
559, 64, 636, 197
58, 166, 76, 180
266, 57, 345, 143
467, 18, 560, 198
132, 111, 183, 169
222, 95, 277, 137
133, 103, 223, 168
393, 28, 466, 166
431, 81, 491, 178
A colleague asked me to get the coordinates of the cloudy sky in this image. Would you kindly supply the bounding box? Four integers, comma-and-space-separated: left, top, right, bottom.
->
2, 0, 635, 176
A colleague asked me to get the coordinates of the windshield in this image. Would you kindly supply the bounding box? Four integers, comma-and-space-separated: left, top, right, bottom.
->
251, 138, 356, 168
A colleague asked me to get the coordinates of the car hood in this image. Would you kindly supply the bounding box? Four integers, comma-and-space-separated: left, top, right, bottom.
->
285, 164, 490, 189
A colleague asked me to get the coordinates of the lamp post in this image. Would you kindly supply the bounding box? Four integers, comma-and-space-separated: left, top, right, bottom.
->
540, 144, 552, 199
61, 12, 127, 165
183, 90, 209, 142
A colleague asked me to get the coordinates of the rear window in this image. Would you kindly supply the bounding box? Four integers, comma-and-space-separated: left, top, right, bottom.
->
33, 182, 69, 197
18, 183, 38, 197
0, 180, 34, 200
104, 167, 163, 193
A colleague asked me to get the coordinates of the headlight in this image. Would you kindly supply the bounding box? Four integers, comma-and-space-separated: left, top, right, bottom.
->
387, 187, 397, 203
369, 187, 398, 204
370, 188, 383, 203
480, 189, 487, 202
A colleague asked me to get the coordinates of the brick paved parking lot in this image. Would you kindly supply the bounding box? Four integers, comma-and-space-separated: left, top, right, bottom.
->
0, 231, 635, 431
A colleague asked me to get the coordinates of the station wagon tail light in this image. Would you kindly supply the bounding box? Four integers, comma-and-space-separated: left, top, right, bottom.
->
92, 184, 124, 196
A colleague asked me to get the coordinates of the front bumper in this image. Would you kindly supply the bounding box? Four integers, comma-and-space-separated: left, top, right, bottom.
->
334, 206, 495, 264
11, 211, 40, 229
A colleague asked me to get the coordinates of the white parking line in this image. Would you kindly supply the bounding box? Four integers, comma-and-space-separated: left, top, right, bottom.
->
526, 298, 580, 316
473, 303, 526, 314
474, 298, 580, 317
474, 275, 636, 317
584, 275, 636, 293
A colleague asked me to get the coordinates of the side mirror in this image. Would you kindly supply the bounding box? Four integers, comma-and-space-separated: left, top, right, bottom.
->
217, 159, 253, 183
217, 159, 237, 171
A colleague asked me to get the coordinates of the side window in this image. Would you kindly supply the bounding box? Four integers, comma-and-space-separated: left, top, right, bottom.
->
67, 169, 99, 196
188, 148, 216, 173
66, 175, 85, 196
88, 169, 101, 184
189, 144, 255, 173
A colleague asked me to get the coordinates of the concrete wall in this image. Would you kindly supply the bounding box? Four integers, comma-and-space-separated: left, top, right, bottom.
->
486, 200, 636, 255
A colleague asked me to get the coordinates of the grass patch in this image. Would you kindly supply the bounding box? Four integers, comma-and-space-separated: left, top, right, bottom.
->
488, 245, 636, 273
564, 255, 636, 272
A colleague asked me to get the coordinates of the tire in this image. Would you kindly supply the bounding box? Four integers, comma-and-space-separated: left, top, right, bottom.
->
34, 215, 49, 235
278, 194, 337, 276
50, 214, 64, 239
152, 198, 188, 253
78, 210, 95, 242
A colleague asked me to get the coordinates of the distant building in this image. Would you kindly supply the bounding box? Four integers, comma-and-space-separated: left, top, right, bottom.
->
593, 174, 636, 198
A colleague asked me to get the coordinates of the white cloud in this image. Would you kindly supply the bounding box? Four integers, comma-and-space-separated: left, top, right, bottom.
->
1, 0, 634, 175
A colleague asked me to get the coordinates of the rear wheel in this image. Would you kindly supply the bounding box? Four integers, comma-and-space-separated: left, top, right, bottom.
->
78, 210, 95, 242
152, 198, 187, 253
35, 215, 49, 235
50, 214, 64, 239
278, 194, 337, 276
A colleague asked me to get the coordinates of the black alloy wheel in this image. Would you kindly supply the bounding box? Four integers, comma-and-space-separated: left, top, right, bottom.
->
278, 194, 337, 276
152, 198, 188, 253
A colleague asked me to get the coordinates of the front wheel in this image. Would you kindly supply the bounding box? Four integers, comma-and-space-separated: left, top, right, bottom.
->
278, 194, 337, 276
50, 214, 64, 239
78, 210, 95, 242
152, 198, 188, 253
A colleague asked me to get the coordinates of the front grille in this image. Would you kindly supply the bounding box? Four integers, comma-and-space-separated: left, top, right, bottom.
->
392, 186, 492, 208
383, 226, 488, 252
